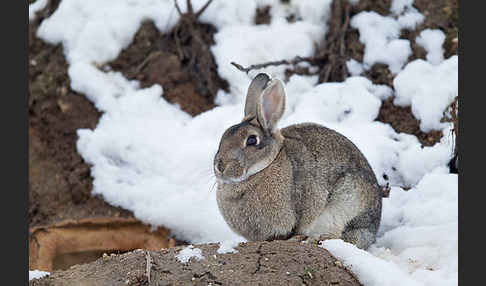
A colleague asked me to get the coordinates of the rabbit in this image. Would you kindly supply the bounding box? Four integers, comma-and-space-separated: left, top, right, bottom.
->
214, 73, 382, 250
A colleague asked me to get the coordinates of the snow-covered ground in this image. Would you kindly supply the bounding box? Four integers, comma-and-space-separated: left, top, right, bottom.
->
175, 245, 205, 263
29, 0, 458, 285
29, 0, 48, 21
29, 270, 50, 281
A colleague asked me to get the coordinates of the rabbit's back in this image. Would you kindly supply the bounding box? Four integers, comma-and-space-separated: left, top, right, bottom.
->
281, 123, 376, 180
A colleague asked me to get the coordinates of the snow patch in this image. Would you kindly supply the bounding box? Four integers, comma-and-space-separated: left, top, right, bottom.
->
322, 240, 423, 286
217, 239, 243, 254
255, 0, 333, 27
29, 0, 48, 22
346, 59, 364, 76
391, 0, 424, 30
322, 172, 457, 286
393, 56, 458, 132
29, 270, 50, 281
349, 0, 424, 73
350, 11, 411, 74
211, 20, 324, 106
416, 29, 446, 65
176, 245, 205, 263
396, 7, 424, 30
370, 172, 458, 286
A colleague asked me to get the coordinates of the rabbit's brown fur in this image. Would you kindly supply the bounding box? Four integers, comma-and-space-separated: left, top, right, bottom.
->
215, 73, 382, 249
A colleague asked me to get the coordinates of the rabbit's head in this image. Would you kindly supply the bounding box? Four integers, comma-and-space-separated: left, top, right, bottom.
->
214, 73, 286, 184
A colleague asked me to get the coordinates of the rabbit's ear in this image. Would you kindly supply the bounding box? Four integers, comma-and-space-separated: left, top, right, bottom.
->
244, 73, 270, 118
257, 78, 286, 132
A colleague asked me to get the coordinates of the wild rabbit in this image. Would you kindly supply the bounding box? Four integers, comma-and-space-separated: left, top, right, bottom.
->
214, 73, 382, 249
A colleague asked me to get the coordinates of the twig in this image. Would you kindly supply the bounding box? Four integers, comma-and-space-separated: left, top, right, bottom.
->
339, 3, 351, 77
186, 0, 193, 14
132, 51, 163, 75
145, 251, 152, 284
230, 56, 316, 74
174, 0, 213, 19
174, 0, 182, 15
339, 3, 351, 56
195, 0, 214, 19
322, 64, 332, 83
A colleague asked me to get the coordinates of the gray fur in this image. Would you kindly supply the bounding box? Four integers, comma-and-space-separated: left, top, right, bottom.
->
214, 73, 382, 249
244, 73, 270, 118
257, 79, 286, 131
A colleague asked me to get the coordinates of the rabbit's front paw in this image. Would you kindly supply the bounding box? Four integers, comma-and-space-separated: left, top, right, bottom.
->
305, 234, 340, 245
287, 234, 308, 242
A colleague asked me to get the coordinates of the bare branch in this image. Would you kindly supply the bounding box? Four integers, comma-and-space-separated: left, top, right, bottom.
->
339, 3, 351, 57
195, 0, 214, 19
174, 0, 212, 18
145, 251, 152, 284
230, 56, 317, 74
174, 0, 183, 15
186, 0, 193, 14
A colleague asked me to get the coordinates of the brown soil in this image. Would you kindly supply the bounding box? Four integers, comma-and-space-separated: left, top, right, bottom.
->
255, 5, 272, 25
29, 0, 134, 228
30, 240, 362, 286
107, 4, 229, 116
404, 0, 459, 61
377, 98, 444, 147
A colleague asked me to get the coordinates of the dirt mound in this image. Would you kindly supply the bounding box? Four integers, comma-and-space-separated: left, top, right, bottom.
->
30, 240, 362, 286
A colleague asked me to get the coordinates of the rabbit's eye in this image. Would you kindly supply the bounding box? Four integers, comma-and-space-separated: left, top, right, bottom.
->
246, 135, 258, 146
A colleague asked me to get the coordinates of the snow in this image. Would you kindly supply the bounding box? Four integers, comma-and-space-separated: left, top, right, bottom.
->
29, 270, 50, 281
346, 59, 364, 76
393, 56, 458, 132
391, 0, 424, 30
211, 15, 324, 106
322, 172, 458, 286
396, 7, 424, 30
175, 245, 204, 263
37, 0, 179, 65
254, 0, 333, 27
390, 0, 415, 14
416, 29, 446, 65
33, 0, 457, 285
322, 240, 423, 286
349, 0, 425, 74
350, 11, 411, 74
217, 239, 242, 254
29, 0, 48, 22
